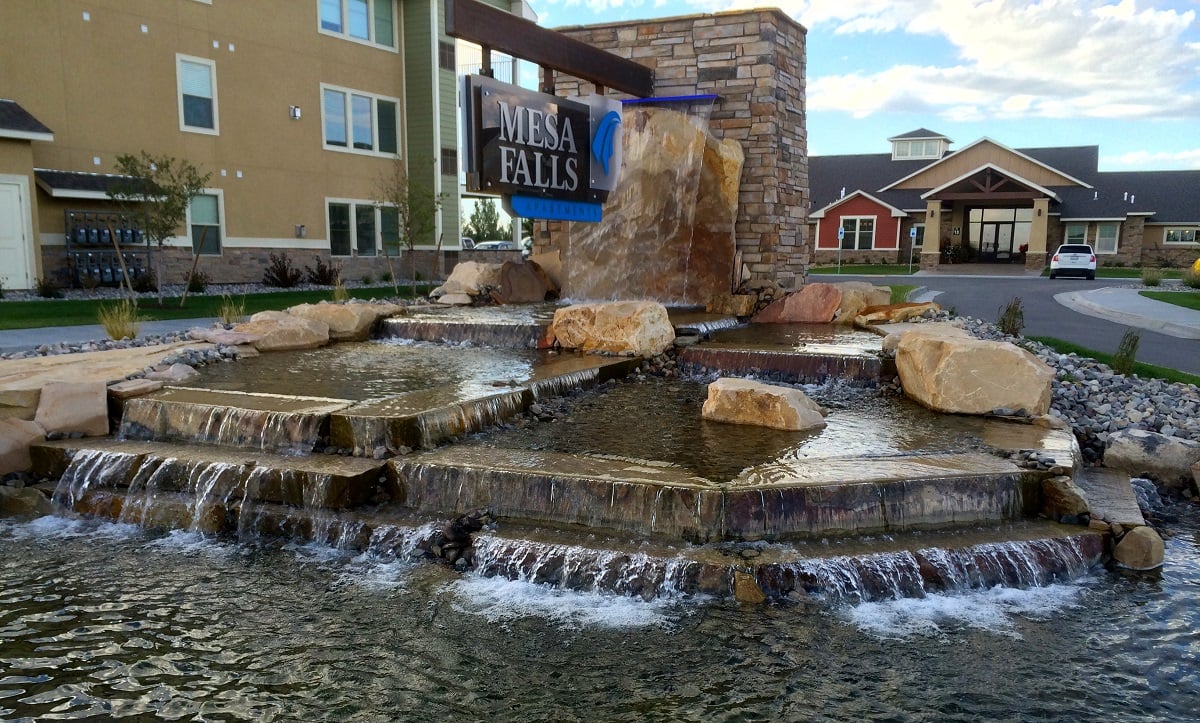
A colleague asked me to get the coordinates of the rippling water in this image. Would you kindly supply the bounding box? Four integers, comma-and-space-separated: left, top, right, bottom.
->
1, 506, 1197, 721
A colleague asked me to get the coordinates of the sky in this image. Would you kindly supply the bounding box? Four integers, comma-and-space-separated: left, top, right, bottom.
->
521, 0, 1200, 171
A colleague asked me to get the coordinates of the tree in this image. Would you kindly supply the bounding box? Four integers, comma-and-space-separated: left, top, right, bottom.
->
375, 157, 443, 298
109, 152, 211, 305
464, 198, 504, 241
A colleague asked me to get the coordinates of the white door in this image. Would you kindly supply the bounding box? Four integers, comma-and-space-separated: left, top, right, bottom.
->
0, 181, 32, 290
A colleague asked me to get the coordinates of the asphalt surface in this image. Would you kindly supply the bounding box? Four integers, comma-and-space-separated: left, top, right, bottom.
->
2, 276, 1198, 375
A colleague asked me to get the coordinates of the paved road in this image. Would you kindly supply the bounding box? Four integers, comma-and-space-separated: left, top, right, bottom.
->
835, 274, 1200, 376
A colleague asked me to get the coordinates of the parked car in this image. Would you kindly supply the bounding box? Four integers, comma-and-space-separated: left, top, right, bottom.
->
1049, 243, 1096, 280
461, 237, 475, 250
473, 240, 517, 250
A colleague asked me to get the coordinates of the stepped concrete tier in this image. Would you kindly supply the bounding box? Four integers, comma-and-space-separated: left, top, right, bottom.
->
896, 332, 1055, 415
678, 322, 885, 385
701, 378, 827, 431
119, 387, 353, 456
550, 301, 675, 357
330, 356, 640, 454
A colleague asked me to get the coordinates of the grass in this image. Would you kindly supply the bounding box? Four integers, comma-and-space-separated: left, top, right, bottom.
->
888, 284, 917, 304
1028, 336, 1200, 387
0, 286, 429, 331
1140, 290, 1200, 312
96, 299, 141, 340
809, 264, 919, 275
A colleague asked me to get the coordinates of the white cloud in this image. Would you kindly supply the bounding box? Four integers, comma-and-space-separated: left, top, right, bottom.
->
1106, 147, 1200, 170
720, 0, 1200, 123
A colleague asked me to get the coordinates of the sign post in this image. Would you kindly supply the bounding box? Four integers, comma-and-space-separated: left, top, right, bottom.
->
908, 226, 918, 275
836, 225, 845, 274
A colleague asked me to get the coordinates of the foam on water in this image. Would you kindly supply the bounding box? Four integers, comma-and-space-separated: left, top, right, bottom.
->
0, 515, 143, 541
144, 528, 240, 560
449, 575, 687, 630
843, 581, 1089, 641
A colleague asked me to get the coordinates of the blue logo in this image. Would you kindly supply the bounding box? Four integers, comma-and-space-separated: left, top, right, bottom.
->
591, 110, 621, 175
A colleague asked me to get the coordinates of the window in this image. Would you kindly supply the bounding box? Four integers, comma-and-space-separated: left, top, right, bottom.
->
892, 139, 942, 161
1164, 228, 1198, 245
1095, 222, 1119, 254
322, 85, 399, 156
327, 201, 392, 256
841, 217, 875, 250
318, 0, 396, 49
177, 55, 217, 134
912, 224, 925, 247
439, 41, 456, 71
1065, 224, 1087, 245
441, 147, 458, 176
188, 192, 223, 255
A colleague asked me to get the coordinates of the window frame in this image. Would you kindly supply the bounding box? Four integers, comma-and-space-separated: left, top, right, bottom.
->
1093, 222, 1120, 255
1164, 227, 1199, 246
176, 54, 219, 135
320, 84, 401, 158
317, 0, 398, 51
1064, 223, 1088, 245
326, 198, 395, 257
840, 216, 876, 251
185, 188, 225, 256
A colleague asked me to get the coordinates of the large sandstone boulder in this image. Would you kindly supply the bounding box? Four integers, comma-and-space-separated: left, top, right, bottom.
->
34, 381, 109, 436
188, 327, 261, 346
287, 302, 403, 341
233, 311, 330, 352
0, 418, 45, 474
1112, 525, 1165, 570
432, 261, 504, 299
855, 302, 941, 326
896, 334, 1054, 415
493, 261, 551, 304
1104, 429, 1200, 491
831, 282, 892, 324
1041, 475, 1089, 520
752, 283, 843, 324
550, 301, 674, 357
701, 378, 826, 431
880, 322, 970, 354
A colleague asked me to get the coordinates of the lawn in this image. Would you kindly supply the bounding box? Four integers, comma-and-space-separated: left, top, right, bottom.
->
809, 264, 919, 275
1140, 290, 1200, 312
0, 286, 425, 330
1028, 336, 1200, 387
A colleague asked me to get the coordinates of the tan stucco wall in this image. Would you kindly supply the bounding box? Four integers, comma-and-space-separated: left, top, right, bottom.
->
891, 141, 1085, 191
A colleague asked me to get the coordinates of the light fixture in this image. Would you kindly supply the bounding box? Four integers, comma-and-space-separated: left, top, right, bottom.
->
294, 224, 306, 238
1037, 208, 1042, 216
289, 105, 302, 120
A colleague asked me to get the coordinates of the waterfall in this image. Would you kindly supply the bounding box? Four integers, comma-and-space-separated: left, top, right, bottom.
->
52, 448, 141, 509
120, 397, 328, 456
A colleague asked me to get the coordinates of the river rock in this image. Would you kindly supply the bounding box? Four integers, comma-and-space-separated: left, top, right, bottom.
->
855, 302, 941, 326
431, 261, 503, 298
1112, 525, 1165, 570
233, 311, 330, 352
701, 377, 827, 431
493, 261, 551, 304
752, 283, 843, 324
897, 334, 1054, 415
550, 301, 675, 357
34, 381, 109, 437
0, 418, 45, 474
1103, 429, 1200, 492
287, 302, 402, 342
0, 486, 53, 517
831, 282, 892, 324
1041, 475, 1089, 520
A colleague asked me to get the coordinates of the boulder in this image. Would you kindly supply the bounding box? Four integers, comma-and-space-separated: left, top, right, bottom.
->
435, 293, 474, 306
831, 282, 892, 324
733, 571, 767, 604
1112, 525, 1165, 570
287, 302, 403, 342
145, 363, 201, 383
550, 301, 675, 357
33, 381, 109, 437
188, 327, 262, 346
527, 250, 563, 292
880, 322, 970, 354
233, 311, 330, 352
0, 418, 45, 474
432, 261, 504, 298
107, 379, 165, 400
706, 293, 757, 317
1041, 475, 1089, 520
0, 486, 53, 517
855, 302, 941, 326
492, 261, 551, 304
701, 378, 827, 432
0, 388, 41, 421
896, 334, 1054, 415
752, 283, 842, 324
1104, 429, 1200, 491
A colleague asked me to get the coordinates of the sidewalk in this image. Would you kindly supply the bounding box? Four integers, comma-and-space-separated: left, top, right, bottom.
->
1055, 287, 1200, 340
0, 318, 215, 355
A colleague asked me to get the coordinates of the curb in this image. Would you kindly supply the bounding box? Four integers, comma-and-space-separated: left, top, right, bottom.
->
1055, 290, 1200, 340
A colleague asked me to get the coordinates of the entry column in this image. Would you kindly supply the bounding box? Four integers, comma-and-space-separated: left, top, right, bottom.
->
919, 200, 942, 271
1025, 197, 1050, 272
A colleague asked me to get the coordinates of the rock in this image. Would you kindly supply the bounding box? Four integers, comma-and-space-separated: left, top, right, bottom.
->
733, 571, 767, 604
33, 381, 109, 437
145, 363, 200, 383
856, 302, 942, 326
1112, 526, 1165, 571
896, 334, 1054, 415
0, 388, 43, 421
701, 377, 827, 432
0, 486, 53, 517
752, 283, 843, 324
880, 322, 970, 353
431, 261, 504, 298
1104, 429, 1200, 492
1041, 475, 1090, 520
493, 261, 551, 304
0, 418, 45, 474
526, 250, 563, 292
188, 327, 262, 346
831, 282, 892, 324
287, 302, 403, 342
550, 301, 675, 357
107, 379, 165, 400
706, 293, 757, 317
1193, 461, 1200, 491
435, 293, 474, 306
233, 311, 330, 352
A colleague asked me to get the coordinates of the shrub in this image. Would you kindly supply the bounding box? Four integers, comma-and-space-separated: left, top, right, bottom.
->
35, 277, 63, 299
379, 270, 393, 283
217, 294, 246, 325
1141, 268, 1163, 287
97, 298, 140, 340
263, 252, 302, 288
0, 279, 4, 299
1182, 268, 1200, 290
332, 277, 350, 303
304, 255, 341, 285
360, 274, 373, 285
1113, 329, 1141, 375
79, 274, 101, 291
131, 273, 157, 293
996, 296, 1024, 337
186, 269, 210, 293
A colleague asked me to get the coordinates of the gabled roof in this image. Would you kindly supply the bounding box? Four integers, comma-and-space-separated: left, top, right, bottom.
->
34, 169, 143, 200
920, 163, 1063, 203
0, 99, 53, 142
881, 137, 1093, 192
887, 128, 951, 142
1058, 170, 1200, 223
810, 190, 908, 219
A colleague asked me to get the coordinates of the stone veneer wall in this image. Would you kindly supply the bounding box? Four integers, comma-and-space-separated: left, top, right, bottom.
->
543, 9, 810, 291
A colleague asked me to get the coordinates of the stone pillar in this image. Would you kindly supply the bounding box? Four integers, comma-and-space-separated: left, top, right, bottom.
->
1026, 197, 1050, 271
919, 200, 942, 271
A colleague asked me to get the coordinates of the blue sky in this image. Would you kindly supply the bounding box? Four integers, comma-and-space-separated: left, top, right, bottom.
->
522, 0, 1200, 170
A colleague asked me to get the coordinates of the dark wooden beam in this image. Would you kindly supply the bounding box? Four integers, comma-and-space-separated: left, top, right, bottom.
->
446, 0, 654, 97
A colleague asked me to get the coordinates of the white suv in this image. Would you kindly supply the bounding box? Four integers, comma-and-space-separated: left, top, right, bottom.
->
1049, 244, 1097, 280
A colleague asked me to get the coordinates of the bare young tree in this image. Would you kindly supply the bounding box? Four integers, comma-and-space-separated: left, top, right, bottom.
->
109, 152, 211, 305
374, 157, 443, 298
